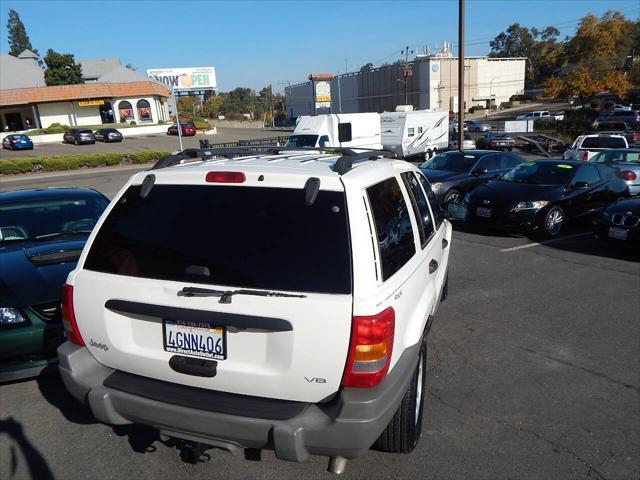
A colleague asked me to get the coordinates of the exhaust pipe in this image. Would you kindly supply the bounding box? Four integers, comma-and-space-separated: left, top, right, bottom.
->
327, 456, 348, 474
178, 440, 211, 464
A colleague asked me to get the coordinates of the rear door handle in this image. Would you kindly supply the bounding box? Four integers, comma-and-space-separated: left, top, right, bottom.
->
429, 259, 439, 274
442, 238, 448, 249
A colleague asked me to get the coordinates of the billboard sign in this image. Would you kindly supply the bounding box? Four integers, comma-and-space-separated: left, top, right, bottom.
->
146, 67, 217, 91
315, 81, 331, 109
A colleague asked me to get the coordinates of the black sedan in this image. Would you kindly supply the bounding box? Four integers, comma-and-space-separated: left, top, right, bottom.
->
593, 198, 640, 245
63, 128, 95, 145
94, 128, 123, 143
420, 150, 525, 206
0, 188, 109, 381
464, 160, 629, 237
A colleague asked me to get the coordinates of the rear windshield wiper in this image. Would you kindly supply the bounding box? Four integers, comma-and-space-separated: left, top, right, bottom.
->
178, 286, 306, 304
35, 230, 93, 240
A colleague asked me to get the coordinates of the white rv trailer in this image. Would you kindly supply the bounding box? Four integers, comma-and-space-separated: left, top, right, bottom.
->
285, 113, 382, 150
380, 106, 449, 159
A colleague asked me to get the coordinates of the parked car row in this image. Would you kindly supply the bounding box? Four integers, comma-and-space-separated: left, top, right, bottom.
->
435, 153, 637, 241
1, 128, 126, 150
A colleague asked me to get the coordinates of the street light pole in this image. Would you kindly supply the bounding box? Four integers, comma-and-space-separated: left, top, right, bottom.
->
172, 87, 183, 151
458, 0, 465, 151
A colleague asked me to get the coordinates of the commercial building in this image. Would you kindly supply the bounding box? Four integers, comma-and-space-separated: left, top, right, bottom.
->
286, 44, 526, 118
0, 52, 170, 131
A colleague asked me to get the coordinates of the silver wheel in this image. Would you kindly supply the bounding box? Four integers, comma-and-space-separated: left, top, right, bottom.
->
444, 190, 462, 207
545, 207, 564, 237
414, 351, 423, 425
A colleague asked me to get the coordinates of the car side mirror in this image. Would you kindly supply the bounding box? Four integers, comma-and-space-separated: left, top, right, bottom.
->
320, 139, 330, 148
471, 167, 488, 176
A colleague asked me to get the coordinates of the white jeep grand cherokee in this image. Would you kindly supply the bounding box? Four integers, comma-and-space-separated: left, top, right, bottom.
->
58, 147, 451, 473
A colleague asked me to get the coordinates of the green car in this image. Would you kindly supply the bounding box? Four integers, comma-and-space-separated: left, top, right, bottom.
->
0, 188, 108, 381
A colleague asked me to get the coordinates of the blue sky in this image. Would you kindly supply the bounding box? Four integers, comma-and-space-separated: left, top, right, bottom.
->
1, 0, 638, 92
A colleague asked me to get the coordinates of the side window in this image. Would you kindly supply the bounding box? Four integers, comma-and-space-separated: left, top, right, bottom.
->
408, 127, 415, 137
366, 177, 416, 281
318, 135, 329, 147
401, 172, 435, 248
475, 155, 500, 172
573, 165, 600, 184
418, 127, 423, 134
416, 172, 444, 229
497, 154, 522, 170
338, 123, 352, 143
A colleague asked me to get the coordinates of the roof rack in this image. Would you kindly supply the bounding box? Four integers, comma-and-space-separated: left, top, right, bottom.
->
150, 146, 398, 175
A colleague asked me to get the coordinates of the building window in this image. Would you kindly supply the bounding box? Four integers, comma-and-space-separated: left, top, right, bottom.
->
118, 101, 134, 122
137, 99, 152, 122
408, 127, 415, 137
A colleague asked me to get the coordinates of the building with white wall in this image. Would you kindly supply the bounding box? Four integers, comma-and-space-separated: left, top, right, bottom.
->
0, 51, 170, 131
286, 46, 525, 118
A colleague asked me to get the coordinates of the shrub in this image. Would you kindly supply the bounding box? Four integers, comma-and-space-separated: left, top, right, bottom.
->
191, 117, 211, 130
0, 151, 169, 175
129, 120, 137, 126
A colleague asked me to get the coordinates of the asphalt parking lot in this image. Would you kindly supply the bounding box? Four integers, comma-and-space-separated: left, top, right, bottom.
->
0, 127, 288, 159
1, 167, 638, 480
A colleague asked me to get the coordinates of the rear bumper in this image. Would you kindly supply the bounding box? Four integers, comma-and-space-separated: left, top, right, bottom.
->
58, 340, 420, 461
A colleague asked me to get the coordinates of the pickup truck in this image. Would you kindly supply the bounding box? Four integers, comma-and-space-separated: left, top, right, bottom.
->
594, 121, 638, 146
516, 110, 564, 121
563, 134, 629, 161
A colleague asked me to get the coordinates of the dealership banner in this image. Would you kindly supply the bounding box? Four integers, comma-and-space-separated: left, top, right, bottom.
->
146, 67, 217, 91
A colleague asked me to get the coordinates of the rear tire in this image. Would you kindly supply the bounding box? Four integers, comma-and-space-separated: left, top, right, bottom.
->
374, 334, 427, 453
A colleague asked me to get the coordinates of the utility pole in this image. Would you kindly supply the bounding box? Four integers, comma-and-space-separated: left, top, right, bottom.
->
458, 0, 465, 152
401, 45, 413, 106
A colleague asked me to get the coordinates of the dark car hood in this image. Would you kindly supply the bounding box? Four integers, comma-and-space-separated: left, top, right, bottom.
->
420, 169, 466, 182
605, 198, 640, 216
470, 180, 564, 207
0, 238, 86, 308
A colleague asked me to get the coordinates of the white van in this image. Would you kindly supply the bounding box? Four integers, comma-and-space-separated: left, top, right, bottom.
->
380, 107, 449, 159
285, 113, 382, 150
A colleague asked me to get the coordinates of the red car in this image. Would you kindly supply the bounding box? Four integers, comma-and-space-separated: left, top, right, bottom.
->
167, 123, 197, 136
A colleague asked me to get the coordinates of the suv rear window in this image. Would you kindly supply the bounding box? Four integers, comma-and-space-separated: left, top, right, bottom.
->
84, 185, 352, 294
581, 137, 627, 149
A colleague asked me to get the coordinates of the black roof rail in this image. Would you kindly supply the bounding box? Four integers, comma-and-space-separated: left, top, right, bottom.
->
150, 146, 398, 173
332, 149, 398, 175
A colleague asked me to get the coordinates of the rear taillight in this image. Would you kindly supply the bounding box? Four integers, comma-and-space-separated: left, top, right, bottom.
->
582, 151, 589, 161
61, 284, 84, 345
342, 307, 395, 388
631, 133, 637, 142
617, 170, 637, 181
205, 171, 246, 183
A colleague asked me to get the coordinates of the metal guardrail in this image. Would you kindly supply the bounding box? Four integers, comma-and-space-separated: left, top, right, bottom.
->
199, 136, 290, 150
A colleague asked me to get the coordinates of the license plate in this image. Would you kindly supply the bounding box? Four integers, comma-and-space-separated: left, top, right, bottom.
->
608, 227, 627, 240
497, 142, 506, 146
476, 207, 492, 218
163, 319, 226, 360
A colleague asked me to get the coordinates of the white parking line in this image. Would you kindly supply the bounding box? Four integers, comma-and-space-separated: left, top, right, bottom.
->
500, 232, 592, 252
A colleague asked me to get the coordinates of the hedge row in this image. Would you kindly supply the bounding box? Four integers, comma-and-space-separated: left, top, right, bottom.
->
0, 151, 170, 175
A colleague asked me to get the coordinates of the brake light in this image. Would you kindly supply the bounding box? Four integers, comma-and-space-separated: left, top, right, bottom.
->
582, 151, 589, 161
631, 132, 637, 142
617, 170, 637, 181
61, 284, 84, 345
205, 171, 246, 183
342, 307, 395, 388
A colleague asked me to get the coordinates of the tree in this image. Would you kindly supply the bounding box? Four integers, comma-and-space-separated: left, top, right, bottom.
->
489, 23, 563, 87
43, 49, 83, 86
543, 11, 637, 101
6, 9, 38, 57
176, 96, 198, 116
202, 95, 224, 118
